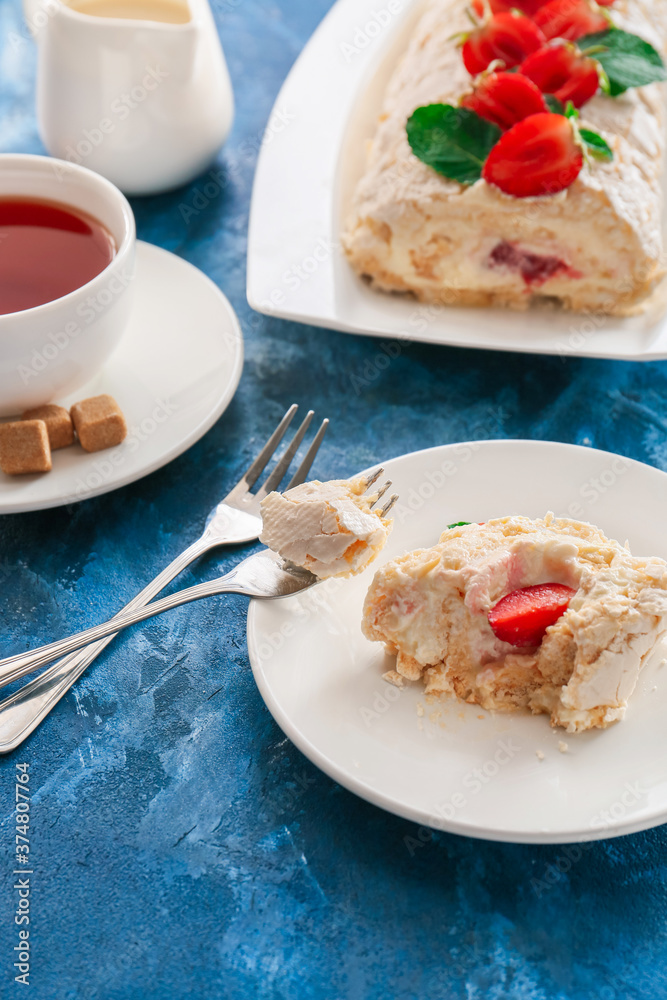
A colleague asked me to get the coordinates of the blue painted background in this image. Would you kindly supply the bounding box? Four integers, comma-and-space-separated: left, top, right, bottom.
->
1, 1, 667, 998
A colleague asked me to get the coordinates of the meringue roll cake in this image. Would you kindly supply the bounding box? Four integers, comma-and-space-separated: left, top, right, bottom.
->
342, 0, 667, 315
362, 517, 667, 732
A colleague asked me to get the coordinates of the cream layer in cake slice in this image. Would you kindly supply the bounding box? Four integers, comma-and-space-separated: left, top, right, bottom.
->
342, 0, 667, 315
260, 477, 393, 579
362, 515, 667, 731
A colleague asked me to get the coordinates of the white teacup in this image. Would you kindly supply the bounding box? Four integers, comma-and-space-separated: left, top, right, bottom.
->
0, 153, 136, 418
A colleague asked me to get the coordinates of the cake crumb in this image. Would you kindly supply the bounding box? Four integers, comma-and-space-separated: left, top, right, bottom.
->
416, 702, 424, 718
383, 670, 404, 688
536, 750, 545, 761
558, 741, 569, 753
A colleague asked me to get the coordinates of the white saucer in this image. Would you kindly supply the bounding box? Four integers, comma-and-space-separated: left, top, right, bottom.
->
247, 0, 667, 361
248, 441, 667, 844
0, 241, 243, 514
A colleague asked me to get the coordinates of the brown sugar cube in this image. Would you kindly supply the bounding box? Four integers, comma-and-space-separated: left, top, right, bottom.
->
21, 404, 74, 451
0, 420, 52, 475
70, 394, 128, 453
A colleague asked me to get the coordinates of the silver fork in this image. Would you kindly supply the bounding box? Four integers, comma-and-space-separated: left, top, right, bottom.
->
0, 404, 328, 754
0, 481, 399, 689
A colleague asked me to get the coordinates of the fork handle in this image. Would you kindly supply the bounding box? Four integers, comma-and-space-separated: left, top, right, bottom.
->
0, 535, 213, 752
0, 569, 250, 690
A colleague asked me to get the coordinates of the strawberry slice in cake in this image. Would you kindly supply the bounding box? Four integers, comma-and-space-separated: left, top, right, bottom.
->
362, 516, 667, 732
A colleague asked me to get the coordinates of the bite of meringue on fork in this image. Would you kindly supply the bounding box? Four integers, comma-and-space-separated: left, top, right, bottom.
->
259, 470, 398, 580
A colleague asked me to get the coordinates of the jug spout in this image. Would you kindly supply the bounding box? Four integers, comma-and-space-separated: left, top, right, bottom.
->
26, 0, 201, 83
29, 0, 196, 29
26, 0, 234, 195
23, 0, 60, 39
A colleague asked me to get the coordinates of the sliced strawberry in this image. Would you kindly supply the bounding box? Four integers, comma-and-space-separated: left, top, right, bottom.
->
472, 0, 549, 16
461, 72, 548, 130
482, 112, 584, 197
521, 44, 600, 108
462, 12, 546, 75
535, 0, 608, 41
488, 583, 576, 647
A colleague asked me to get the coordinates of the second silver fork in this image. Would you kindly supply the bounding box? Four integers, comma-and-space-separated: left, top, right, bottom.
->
0, 483, 398, 687
0, 404, 328, 754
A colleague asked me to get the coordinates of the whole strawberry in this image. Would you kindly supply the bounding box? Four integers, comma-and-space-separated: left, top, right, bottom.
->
472, 0, 549, 15
521, 44, 600, 107
461, 11, 546, 75
482, 111, 584, 197
461, 71, 548, 130
535, 0, 609, 42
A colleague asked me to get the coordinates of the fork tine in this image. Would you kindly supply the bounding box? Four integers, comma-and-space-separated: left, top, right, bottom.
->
370, 480, 392, 508
381, 494, 399, 517
285, 418, 330, 490
362, 467, 383, 491
255, 410, 315, 500
239, 404, 298, 491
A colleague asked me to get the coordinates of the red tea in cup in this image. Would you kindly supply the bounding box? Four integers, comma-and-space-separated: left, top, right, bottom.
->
0, 197, 116, 315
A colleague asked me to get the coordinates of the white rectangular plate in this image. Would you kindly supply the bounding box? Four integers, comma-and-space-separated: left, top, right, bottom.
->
247, 0, 667, 360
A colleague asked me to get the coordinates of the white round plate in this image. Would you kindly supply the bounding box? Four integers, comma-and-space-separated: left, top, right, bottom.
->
0, 241, 243, 514
248, 441, 667, 844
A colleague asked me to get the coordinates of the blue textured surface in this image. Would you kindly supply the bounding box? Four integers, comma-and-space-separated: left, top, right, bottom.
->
2, 2, 667, 998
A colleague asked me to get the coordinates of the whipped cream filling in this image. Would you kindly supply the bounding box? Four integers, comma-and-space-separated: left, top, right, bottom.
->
464, 537, 584, 663
260, 478, 392, 579
377, 532, 584, 665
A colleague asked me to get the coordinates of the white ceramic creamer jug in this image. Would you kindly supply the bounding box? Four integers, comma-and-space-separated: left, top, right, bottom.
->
24, 0, 234, 195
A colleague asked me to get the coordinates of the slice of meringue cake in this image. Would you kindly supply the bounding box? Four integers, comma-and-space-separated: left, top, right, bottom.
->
362, 515, 667, 732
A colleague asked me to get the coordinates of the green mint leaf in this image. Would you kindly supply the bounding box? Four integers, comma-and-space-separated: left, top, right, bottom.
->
544, 94, 565, 114
406, 104, 502, 185
580, 28, 667, 96
447, 522, 471, 529
565, 102, 579, 119
580, 128, 614, 161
